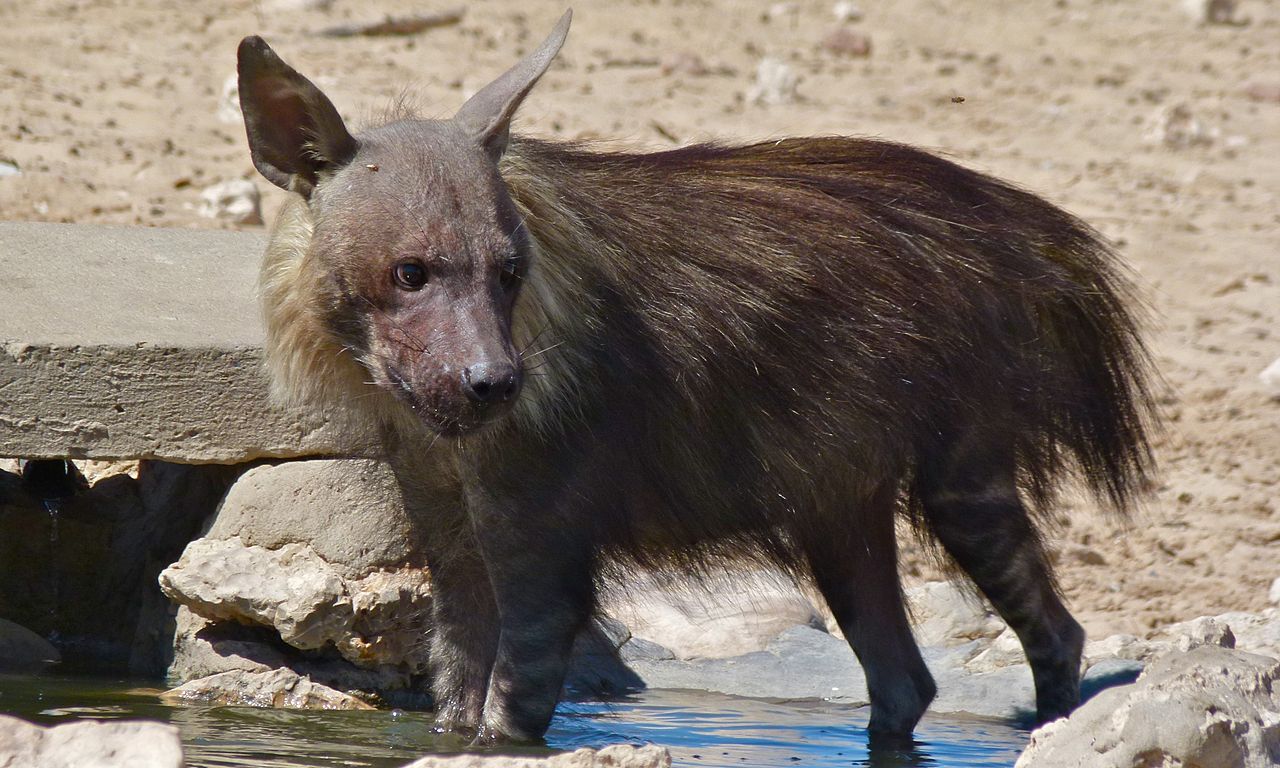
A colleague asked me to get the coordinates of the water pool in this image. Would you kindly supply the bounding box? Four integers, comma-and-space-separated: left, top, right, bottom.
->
0, 674, 1028, 767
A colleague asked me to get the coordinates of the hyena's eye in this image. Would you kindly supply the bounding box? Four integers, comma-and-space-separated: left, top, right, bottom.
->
392, 260, 428, 291
499, 255, 521, 291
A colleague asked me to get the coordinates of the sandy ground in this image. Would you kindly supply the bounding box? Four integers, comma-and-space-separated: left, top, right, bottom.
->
1, 0, 1277, 641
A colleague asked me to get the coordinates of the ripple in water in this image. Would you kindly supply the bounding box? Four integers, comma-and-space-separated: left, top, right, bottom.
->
0, 675, 1027, 767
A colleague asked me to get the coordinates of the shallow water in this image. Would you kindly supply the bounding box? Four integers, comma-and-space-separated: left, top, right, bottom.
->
0, 674, 1028, 767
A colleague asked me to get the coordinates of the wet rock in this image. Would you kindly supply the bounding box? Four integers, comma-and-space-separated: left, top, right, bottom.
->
401, 745, 672, 768
0, 714, 183, 768
162, 667, 375, 710
0, 617, 60, 671
1015, 646, 1280, 768
906, 581, 1006, 647
820, 28, 872, 58
600, 568, 825, 659
747, 58, 800, 106
198, 179, 263, 225
215, 73, 240, 124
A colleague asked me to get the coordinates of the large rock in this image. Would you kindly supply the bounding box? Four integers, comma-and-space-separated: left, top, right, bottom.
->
599, 568, 825, 659
159, 537, 432, 671
0, 714, 183, 768
0, 221, 370, 462
0, 617, 60, 671
162, 667, 375, 710
160, 459, 436, 706
204, 459, 421, 579
1016, 646, 1280, 767
401, 745, 671, 768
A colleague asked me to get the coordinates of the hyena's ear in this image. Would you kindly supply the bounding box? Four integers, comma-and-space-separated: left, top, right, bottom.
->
453, 9, 571, 161
237, 36, 357, 196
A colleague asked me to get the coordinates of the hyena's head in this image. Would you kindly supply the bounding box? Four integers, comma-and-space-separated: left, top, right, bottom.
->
237, 12, 570, 436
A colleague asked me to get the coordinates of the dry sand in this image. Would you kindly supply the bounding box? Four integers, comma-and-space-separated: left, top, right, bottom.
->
1, 0, 1277, 640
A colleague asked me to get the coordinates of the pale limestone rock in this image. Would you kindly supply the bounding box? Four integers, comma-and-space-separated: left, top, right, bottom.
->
1015, 646, 1280, 768
964, 626, 1026, 673
198, 179, 263, 225
1261, 357, 1280, 397
600, 569, 824, 659
401, 745, 672, 768
0, 714, 184, 768
215, 73, 240, 124
748, 58, 800, 106
906, 581, 1006, 647
162, 667, 374, 710
160, 536, 432, 671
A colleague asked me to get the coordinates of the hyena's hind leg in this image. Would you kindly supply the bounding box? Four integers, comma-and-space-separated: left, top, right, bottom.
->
801, 483, 936, 738
916, 434, 1086, 723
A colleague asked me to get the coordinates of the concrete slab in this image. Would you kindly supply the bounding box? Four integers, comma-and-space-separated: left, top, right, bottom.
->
0, 222, 371, 462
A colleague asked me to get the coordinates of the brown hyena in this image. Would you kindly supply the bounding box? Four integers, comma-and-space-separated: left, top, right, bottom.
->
238, 10, 1155, 744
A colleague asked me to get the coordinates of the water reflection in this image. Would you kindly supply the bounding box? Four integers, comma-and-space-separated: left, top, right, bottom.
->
1, 675, 1026, 767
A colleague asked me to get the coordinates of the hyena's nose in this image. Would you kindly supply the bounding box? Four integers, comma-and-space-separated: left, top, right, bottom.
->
462, 362, 521, 405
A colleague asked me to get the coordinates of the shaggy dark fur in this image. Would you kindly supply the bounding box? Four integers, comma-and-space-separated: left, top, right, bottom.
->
239, 10, 1156, 745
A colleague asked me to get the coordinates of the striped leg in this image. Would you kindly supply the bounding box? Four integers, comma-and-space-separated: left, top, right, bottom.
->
919, 445, 1085, 723
803, 486, 936, 738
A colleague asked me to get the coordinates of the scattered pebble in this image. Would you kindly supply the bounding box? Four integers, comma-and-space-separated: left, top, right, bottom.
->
1260, 357, 1280, 397
748, 58, 800, 106
199, 180, 262, 225
661, 51, 710, 77
0, 159, 19, 177
764, 3, 799, 23
832, 1, 863, 23
321, 8, 464, 38
1181, 0, 1248, 25
216, 74, 240, 125
820, 28, 872, 58
1269, 577, 1280, 605
1143, 103, 1217, 148
1244, 82, 1280, 104
265, 0, 334, 10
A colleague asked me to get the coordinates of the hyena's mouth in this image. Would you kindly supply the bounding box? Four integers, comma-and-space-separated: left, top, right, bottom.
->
382, 365, 504, 437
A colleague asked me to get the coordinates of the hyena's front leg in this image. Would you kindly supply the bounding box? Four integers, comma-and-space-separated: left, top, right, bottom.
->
466, 485, 596, 742
390, 453, 499, 733
425, 536, 500, 732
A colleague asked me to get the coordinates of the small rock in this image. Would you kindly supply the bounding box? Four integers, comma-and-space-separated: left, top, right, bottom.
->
965, 627, 1026, 673
1270, 577, 1280, 605
1015, 646, 1280, 768
0, 618, 60, 672
600, 568, 824, 659
0, 159, 19, 177
660, 51, 710, 77
1260, 357, 1280, 397
264, 0, 334, 9
1144, 103, 1217, 148
198, 179, 263, 225
1171, 616, 1236, 653
1245, 83, 1280, 104
820, 28, 872, 58
747, 58, 800, 106
163, 668, 375, 710
764, 2, 799, 22
906, 581, 1006, 647
402, 744, 673, 768
1065, 543, 1107, 566
1181, 0, 1247, 25
832, 1, 863, 22
0, 715, 184, 768
216, 73, 240, 124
